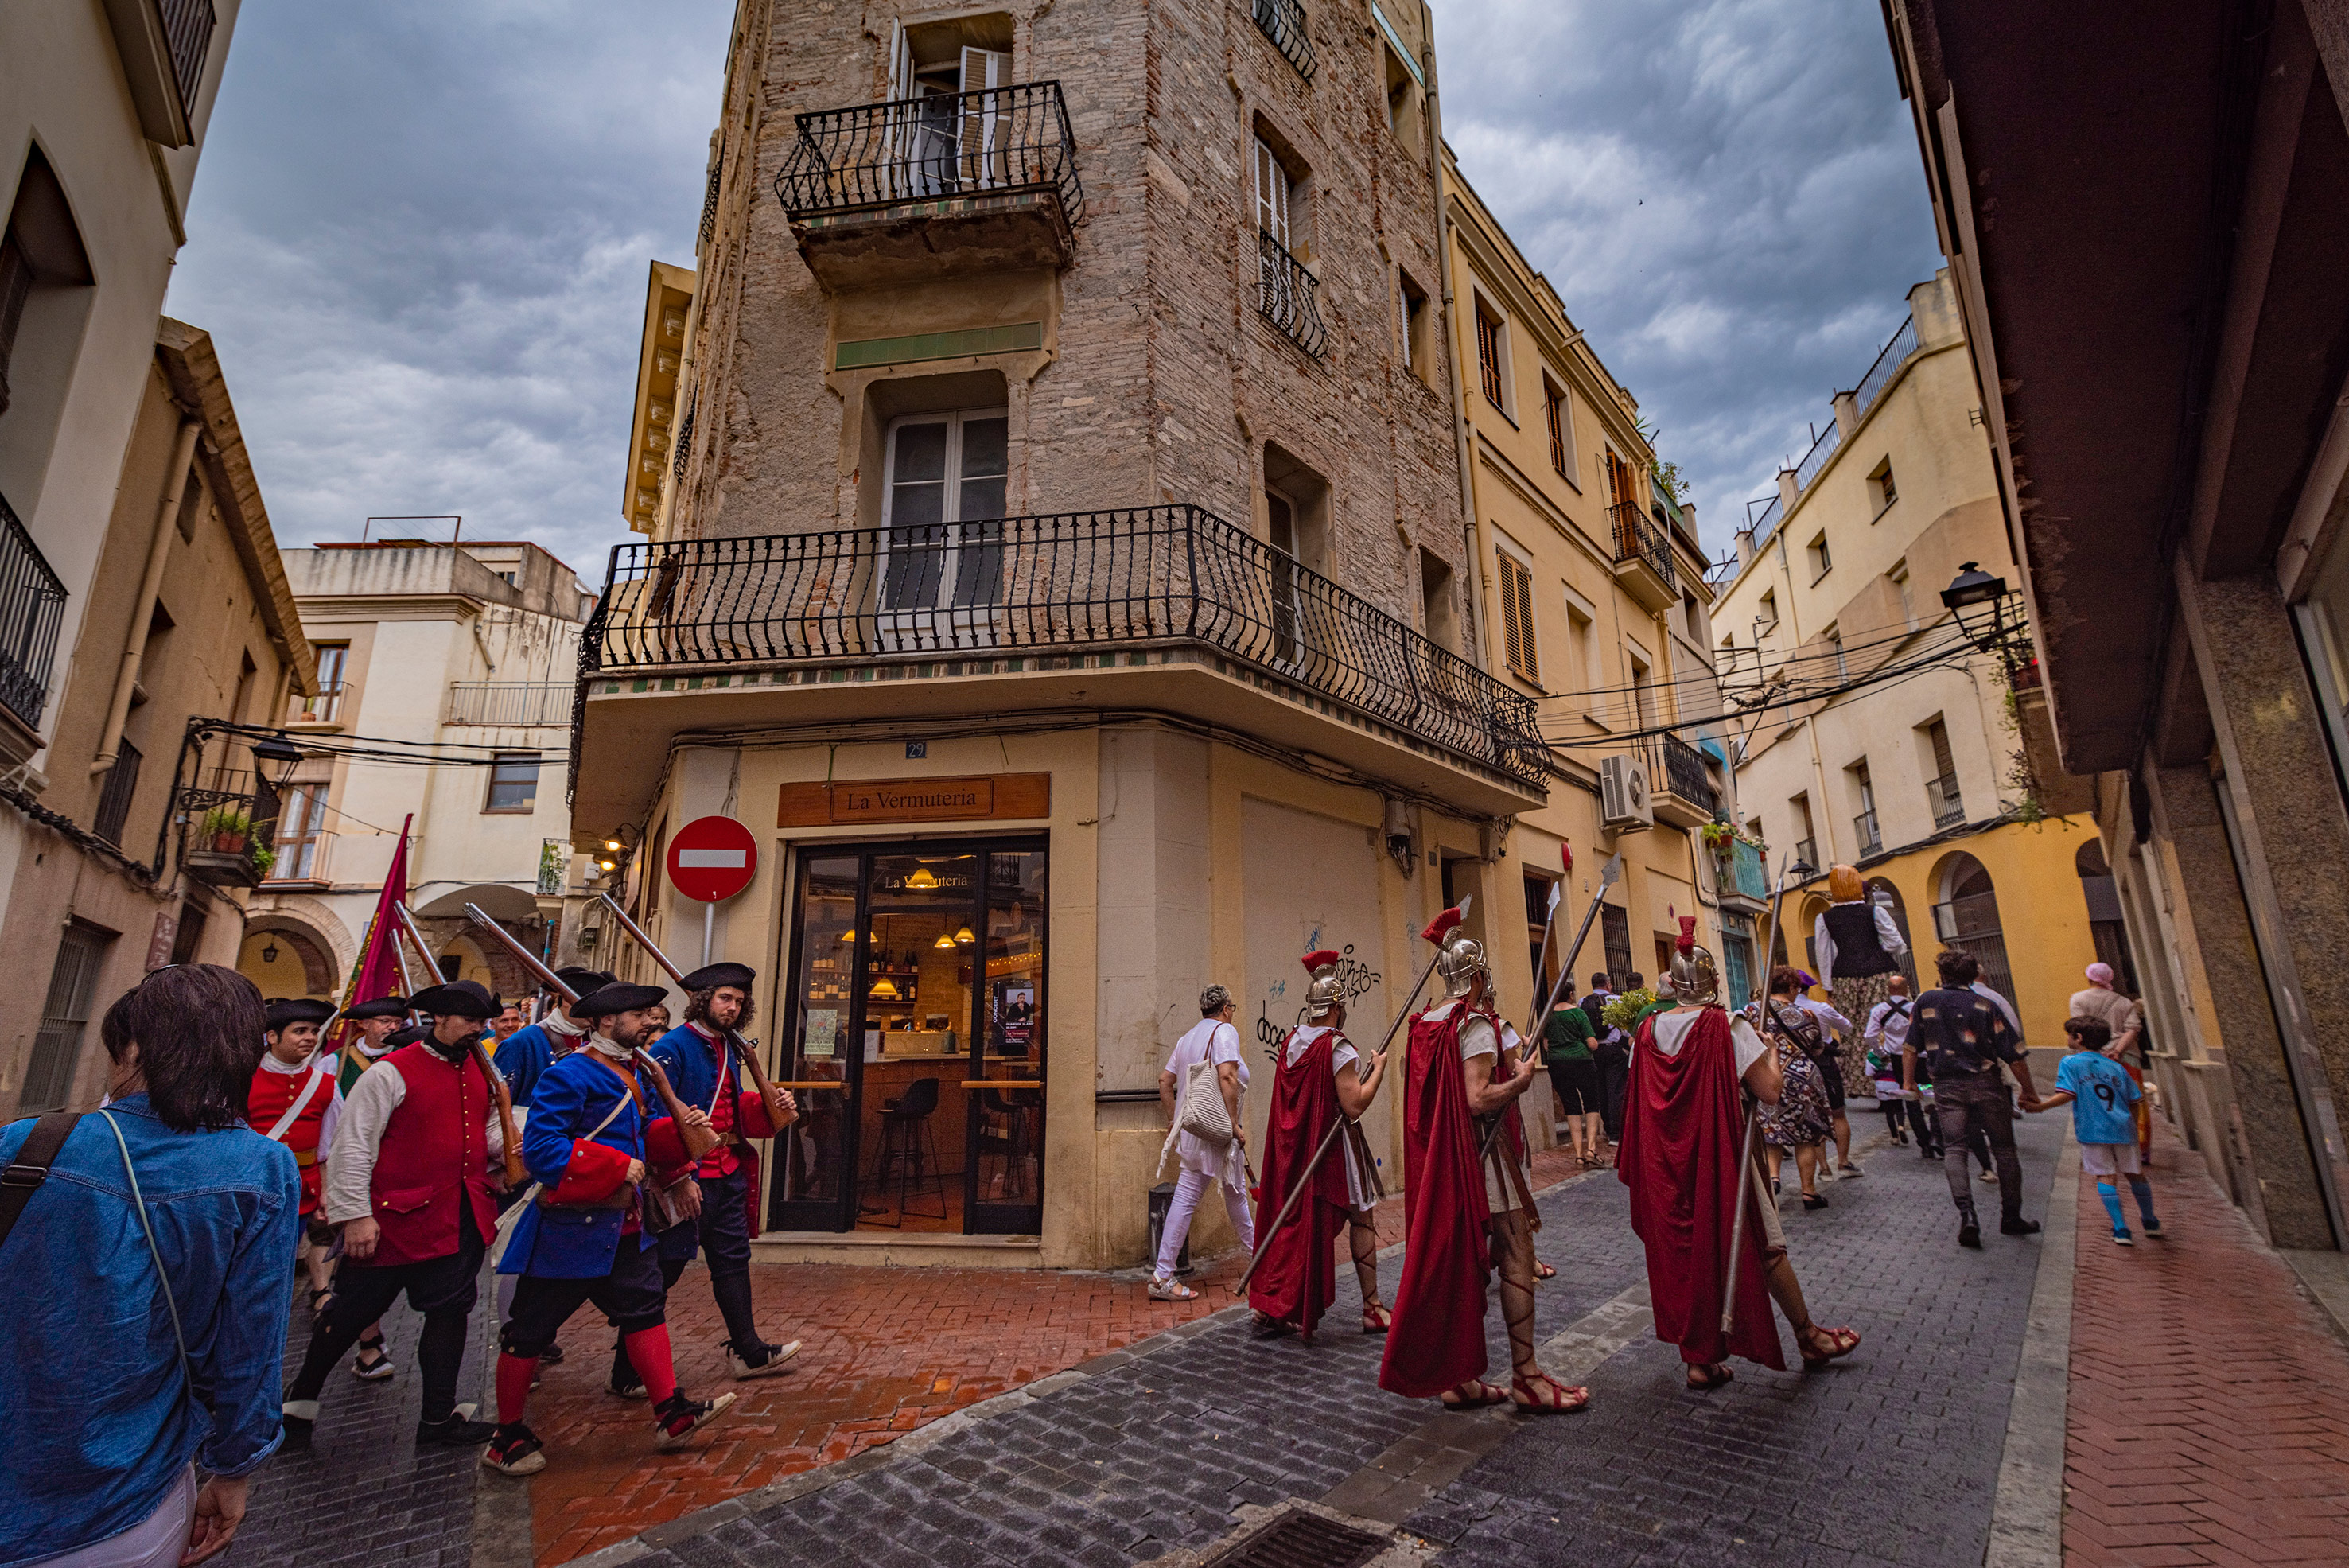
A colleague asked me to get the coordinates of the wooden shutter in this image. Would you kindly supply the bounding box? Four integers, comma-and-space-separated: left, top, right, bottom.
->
1476, 312, 1503, 407
959, 47, 1011, 186
1254, 138, 1290, 248
1498, 552, 1537, 683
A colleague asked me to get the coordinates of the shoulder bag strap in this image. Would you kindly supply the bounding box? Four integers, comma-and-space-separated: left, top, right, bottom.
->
0, 1111, 82, 1252
94, 1111, 194, 1402
263, 1067, 331, 1143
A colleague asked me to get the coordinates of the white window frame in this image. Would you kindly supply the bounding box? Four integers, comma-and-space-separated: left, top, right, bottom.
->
878, 407, 1013, 644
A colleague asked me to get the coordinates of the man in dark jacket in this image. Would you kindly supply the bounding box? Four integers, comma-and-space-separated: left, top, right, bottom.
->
1581, 972, 1629, 1142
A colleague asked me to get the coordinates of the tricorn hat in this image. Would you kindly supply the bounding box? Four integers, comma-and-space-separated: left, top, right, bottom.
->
341, 994, 410, 1022
264, 997, 336, 1033
404, 980, 498, 1021
552, 966, 614, 998
679, 961, 756, 994
571, 981, 671, 1021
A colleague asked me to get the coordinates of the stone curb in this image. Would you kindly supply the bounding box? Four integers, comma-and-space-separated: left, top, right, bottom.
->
1985, 1119, 2076, 1568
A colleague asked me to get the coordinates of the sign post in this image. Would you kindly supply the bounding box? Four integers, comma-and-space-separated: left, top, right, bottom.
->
664, 815, 760, 966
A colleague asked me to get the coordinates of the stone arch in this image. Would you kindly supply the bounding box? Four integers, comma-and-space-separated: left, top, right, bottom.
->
407, 885, 546, 1004
1926, 850, 2015, 1005
238, 911, 348, 1001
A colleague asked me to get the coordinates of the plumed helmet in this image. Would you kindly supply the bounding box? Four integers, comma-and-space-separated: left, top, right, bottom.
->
1421, 905, 1489, 1001
1301, 950, 1343, 1021
1666, 915, 1721, 1009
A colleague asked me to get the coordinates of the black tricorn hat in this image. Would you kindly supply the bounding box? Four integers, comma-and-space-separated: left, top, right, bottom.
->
570, 981, 671, 1020
679, 961, 756, 994
404, 980, 498, 1021
341, 994, 411, 1022
264, 997, 336, 1033
552, 966, 614, 998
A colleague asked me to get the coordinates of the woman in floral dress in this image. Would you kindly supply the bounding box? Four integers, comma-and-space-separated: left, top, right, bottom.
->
1760, 967, 1835, 1209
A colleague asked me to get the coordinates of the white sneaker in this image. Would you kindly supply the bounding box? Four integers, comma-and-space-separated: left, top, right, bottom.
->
728, 1339, 802, 1380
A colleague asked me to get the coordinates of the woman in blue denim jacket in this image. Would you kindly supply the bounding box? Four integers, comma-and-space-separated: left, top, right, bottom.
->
0, 965, 297, 1567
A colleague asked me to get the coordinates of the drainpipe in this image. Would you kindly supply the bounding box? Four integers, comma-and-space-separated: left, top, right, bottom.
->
93, 418, 200, 775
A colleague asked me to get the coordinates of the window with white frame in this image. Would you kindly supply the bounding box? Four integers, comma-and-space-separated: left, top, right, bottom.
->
881, 408, 1010, 613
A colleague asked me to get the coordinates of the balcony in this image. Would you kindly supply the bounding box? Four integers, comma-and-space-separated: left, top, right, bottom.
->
574, 504, 1547, 827
1256, 231, 1328, 358
1794, 836, 1818, 873
1714, 837, 1770, 914
449, 681, 572, 727
1634, 730, 1716, 830
177, 769, 278, 890
1252, 0, 1317, 79
286, 682, 348, 729
0, 488, 68, 761
773, 81, 1083, 290
1608, 502, 1678, 615
1927, 772, 1966, 830
1854, 808, 1882, 858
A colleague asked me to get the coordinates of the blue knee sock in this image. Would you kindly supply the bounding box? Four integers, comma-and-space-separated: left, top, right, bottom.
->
2097, 1181, 2125, 1231
2128, 1175, 2157, 1225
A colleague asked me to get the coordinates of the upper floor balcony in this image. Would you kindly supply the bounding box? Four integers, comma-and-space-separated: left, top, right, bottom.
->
1712, 835, 1770, 915
1608, 502, 1678, 616
574, 504, 1546, 827
1631, 730, 1717, 831
449, 681, 572, 728
1257, 231, 1328, 359
0, 487, 68, 762
774, 81, 1083, 291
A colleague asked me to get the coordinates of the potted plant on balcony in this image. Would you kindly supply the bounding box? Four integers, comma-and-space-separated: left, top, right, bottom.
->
249, 842, 278, 881
200, 806, 253, 855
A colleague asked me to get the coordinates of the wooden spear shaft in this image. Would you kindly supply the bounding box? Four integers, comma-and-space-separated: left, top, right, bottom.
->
1721, 858, 1792, 1332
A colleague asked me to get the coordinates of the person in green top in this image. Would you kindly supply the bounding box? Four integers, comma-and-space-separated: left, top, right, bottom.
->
1542, 999, 1605, 1168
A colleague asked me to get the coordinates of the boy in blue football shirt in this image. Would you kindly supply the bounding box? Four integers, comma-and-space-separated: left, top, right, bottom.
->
2028, 1016, 2161, 1244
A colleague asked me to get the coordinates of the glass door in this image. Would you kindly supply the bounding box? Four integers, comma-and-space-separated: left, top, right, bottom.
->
770, 853, 861, 1232
969, 846, 1046, 1234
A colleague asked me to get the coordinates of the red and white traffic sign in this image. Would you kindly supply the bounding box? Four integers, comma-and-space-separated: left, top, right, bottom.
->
665, 815, 758, 903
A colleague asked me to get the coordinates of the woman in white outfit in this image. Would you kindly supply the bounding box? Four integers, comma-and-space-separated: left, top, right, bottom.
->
1151, 986, 1254, 1300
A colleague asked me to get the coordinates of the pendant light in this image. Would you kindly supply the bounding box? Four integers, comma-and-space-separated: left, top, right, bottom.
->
906, 866, 939, 890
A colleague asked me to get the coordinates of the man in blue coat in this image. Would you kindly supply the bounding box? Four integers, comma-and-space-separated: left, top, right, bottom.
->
609, 961, 800, 1398
492, 967, 611, 1125
482, 982, 731, 1477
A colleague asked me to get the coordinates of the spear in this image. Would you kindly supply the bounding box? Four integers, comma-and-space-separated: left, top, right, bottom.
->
1722, 855, 1796, 1332
390, 901, 526, 1188
460, 902, 719, 1161
1234, 894, 1470, 1294
593, 892, 793, 1123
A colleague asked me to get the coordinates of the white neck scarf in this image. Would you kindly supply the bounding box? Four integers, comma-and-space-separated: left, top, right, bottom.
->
584, 1029, 634, 1062
546, 1012, 587, 1039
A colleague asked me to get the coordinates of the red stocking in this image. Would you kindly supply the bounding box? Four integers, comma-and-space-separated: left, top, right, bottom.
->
623, 1325, 679, 1406
495, 1352, 539, 1425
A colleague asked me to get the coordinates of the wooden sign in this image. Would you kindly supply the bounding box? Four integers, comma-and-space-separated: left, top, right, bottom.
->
778, 772, 1051, 828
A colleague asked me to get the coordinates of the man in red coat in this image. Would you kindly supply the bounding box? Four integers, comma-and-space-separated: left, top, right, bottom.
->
248, 998, 343, 1313
1379, 912, 1585, 1412
1249, 951, 1391, 1340
281, 980, 507, 1447
1620, 919, 1860, 1390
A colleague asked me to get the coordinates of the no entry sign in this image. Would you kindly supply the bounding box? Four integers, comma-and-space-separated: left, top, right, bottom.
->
665, 815, 758, 903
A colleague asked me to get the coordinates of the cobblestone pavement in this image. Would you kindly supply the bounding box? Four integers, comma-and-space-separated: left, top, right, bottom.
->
2063, 1120, 2349, 1567
569, 1109, 2062, 1568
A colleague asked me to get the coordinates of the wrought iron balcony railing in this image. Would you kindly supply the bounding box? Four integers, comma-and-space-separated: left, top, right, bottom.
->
1252, 0, 1317, 79
0, 487, 68, 732
449, 682, 574, 727
1926, 772, 1966, 830
1725, 838, 1769, 901
774, 81, 1083, 226
582, 505, 1545, 786
1631, 730, 1713, 812
1607, 502, 1678, 596
1257, 231, 1328, 358
1794, 836, 1818, 872
1854, 808, 1881, 857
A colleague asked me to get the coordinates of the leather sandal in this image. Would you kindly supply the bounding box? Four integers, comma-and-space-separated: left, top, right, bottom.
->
1685, 1361, 1734, 1391
1797, 1323, 1861, 1367
1360, 1301, 1393, 1335
1439, 1379, 1511, 1409
1511, 1372, 1589, 1412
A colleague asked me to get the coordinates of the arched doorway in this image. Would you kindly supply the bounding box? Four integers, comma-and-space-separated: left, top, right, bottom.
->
2075, 839, 2137, 994
237, 919, 339, 1001
1864, 876, 1922, 994
1932, 852, 2016, 1009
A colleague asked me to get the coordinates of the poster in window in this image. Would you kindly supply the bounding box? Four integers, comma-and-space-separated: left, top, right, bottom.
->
804, 1008, 838, 1059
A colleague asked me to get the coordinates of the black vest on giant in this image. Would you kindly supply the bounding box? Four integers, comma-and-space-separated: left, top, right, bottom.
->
1821, 903, 1898, 978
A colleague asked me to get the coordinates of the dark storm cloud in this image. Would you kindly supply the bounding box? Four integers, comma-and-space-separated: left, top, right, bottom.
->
166, 1, 737, 578
167, 1, 1934, 581
1433, 0, 1944, 558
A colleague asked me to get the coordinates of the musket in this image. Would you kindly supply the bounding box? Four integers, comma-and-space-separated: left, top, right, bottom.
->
594, 892, 793, 1123
1480, 854, 1624, 1160
1721, 856, 1794, 1332
1233, 894, 1470, 1294
391, 901, 527, 1187
460, 902, 718, 1161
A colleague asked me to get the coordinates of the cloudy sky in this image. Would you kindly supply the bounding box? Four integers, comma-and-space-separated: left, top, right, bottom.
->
167, 0, 1942, 580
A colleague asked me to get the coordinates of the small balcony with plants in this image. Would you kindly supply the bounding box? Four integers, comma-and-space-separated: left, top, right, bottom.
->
178, 772, 280, 889
1701, 822, 1771, 914
773, 80, 1083, 290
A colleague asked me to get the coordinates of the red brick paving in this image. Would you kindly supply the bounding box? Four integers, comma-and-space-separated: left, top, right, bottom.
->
2063, 1120, 2349, 1566
524, 1142, 1594, 1562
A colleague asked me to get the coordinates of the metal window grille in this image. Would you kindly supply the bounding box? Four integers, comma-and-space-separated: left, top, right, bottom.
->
774, 80, 1083, 227
16, 922, 111, 1113
671, 395, 695, 484
1854, 808, 1881, 857
698, 134, 725, 247
1927, 772, 1966, 829
578, 504, 1546, 788
1257, 230, 1328, 358
0, 487, 67, 730
1250, 0, 1317, 79
1607, 503, 1678, 595
1601, 903, 1633, 986
92, 738, 142, 846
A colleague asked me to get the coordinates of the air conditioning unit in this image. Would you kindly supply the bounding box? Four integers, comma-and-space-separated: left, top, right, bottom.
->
1600, 753, 1655, 831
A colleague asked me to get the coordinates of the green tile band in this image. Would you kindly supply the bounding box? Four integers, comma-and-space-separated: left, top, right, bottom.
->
834, 321, 1044, 370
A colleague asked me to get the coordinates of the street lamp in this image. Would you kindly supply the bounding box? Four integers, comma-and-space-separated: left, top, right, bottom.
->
1940, 562, 2009, 648
251, 732, 305, 790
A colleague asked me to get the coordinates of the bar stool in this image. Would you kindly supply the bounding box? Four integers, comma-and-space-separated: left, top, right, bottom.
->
871, 1076, 946, 1225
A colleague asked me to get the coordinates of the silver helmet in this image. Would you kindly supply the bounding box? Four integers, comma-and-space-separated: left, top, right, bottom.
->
1665, 916, 1721, 1008
1301, 951, 1344, 1021
1435, 931, 1491, 1001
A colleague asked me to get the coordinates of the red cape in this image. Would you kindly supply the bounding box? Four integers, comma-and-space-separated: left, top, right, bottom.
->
1248, 1029, 1353, 1335
1617, 1008, 1783, 1368
1379, 1005, 1492, 1397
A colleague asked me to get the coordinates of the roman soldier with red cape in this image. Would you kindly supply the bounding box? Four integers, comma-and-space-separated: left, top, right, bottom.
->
1379, 912, 1585, 1412
1620, 918, 1861, 1389
1250, 951, 1391, 1340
